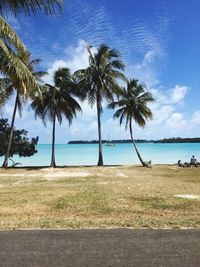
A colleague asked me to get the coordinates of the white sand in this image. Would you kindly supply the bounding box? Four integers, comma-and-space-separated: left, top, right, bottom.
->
0, 169, 90, 179
175, 194, 200, 200
117, 173, 128, 177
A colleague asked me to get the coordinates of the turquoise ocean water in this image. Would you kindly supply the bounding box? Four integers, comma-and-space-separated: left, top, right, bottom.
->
0, 143, 200, 166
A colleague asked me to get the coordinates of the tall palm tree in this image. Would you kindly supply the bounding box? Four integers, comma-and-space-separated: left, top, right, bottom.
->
1, 58, 46, 168
75, 44, 126, 166
0, 0, 62, 168
31, 67, 82, 167
109, 79, 155, 167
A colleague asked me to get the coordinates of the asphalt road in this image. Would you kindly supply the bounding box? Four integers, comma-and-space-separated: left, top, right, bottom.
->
0, 229, 200, 267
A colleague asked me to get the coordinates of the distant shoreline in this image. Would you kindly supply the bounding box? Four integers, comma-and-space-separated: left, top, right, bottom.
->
68, 138, 200, 144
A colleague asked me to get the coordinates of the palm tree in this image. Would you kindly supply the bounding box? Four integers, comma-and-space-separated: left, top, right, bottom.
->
0, 17, 41, 94
31, 67, 82, 167
0, 0, 62, 168
109, 79, 155, 167
0, 0, 62, 16
75, 44, 126, 166
1, 58, 46, 168
0, 0, 62, 98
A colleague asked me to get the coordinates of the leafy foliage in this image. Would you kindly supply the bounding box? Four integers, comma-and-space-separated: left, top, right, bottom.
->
0, 118, 38, 157
0, 0, 62, 16
109, 78, 154, 167
0, 0, 60, 99
0, 57, 46, 115
75, 44, 126, 109
31, 67, 82, 125
0, 17, 40, 98
109, 79, 154, 129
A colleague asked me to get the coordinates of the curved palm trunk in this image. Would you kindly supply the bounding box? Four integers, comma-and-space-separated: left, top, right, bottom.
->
2, 91, 19, 168
129, 120, 149, 167
50, 112, 56, 167
96, 93, 103, 166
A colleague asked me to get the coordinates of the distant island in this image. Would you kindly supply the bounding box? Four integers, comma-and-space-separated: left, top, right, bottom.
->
68, 137, 200, 144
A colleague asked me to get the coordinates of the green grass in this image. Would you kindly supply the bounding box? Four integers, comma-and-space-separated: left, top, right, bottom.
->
0, 165, 200, 229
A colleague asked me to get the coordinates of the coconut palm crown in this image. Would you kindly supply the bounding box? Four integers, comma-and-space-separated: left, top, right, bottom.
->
109, 78, 155, 167
31, 67, 82, 167
75, 44, 126, 166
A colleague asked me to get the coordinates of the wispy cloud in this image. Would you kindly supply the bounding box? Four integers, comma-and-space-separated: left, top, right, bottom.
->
43, 39, 91, 84
8, 0, 172, 72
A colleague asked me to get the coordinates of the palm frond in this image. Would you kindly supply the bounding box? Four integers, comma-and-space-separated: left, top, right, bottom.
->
31, 67, 82, 127
0, 46, 40, 95
0, 0, 62, 16
75, 43, 125, 112
110, 78, 155, 129
106, 59, 125, 71
0, 16, 28, 59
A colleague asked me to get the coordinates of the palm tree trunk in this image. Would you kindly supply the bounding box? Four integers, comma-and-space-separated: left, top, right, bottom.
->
96, 93, 103, 166
2, 91, 19, 168
129, 120, 149, 167
50, 112, 56, 167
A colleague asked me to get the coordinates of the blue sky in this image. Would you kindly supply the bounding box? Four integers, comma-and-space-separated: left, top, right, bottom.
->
3, 0, 200, 143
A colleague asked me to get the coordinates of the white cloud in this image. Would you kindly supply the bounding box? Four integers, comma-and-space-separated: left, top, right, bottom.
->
150, 85, 189, 107
68, 120, 97, 139
127, 50, 160, 88
191, 111, 200, 126
165, 113, 187, 130
170, 85, 188, 104
78, 101, 96, 120
43, 39, 94, 84
150, 104, 174, 126
145, 84, 189, 131
102, 118, 129, 140
44, 60, 68, 84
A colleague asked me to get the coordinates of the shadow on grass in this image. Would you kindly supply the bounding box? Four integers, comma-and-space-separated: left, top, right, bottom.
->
0, 164, 124, 171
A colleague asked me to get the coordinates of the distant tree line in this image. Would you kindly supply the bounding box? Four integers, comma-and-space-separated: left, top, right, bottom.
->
68, 137, 200, 144
154, 137, 200, 143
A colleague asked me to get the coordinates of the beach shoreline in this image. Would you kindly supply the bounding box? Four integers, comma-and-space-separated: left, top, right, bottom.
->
1, 142, 200, 167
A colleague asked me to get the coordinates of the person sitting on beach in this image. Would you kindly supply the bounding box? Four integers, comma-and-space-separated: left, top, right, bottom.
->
177, 160, 183, 167
190, 155, 197, 166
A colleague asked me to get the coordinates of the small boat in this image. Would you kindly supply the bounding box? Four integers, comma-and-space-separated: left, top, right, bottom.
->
105, 142, 115, 146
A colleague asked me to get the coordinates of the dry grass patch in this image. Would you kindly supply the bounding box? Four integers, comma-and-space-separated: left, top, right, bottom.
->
0, 165, 200, 229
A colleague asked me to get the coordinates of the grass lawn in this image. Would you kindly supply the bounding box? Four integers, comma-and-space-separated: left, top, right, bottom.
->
0, 165, 200, 229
